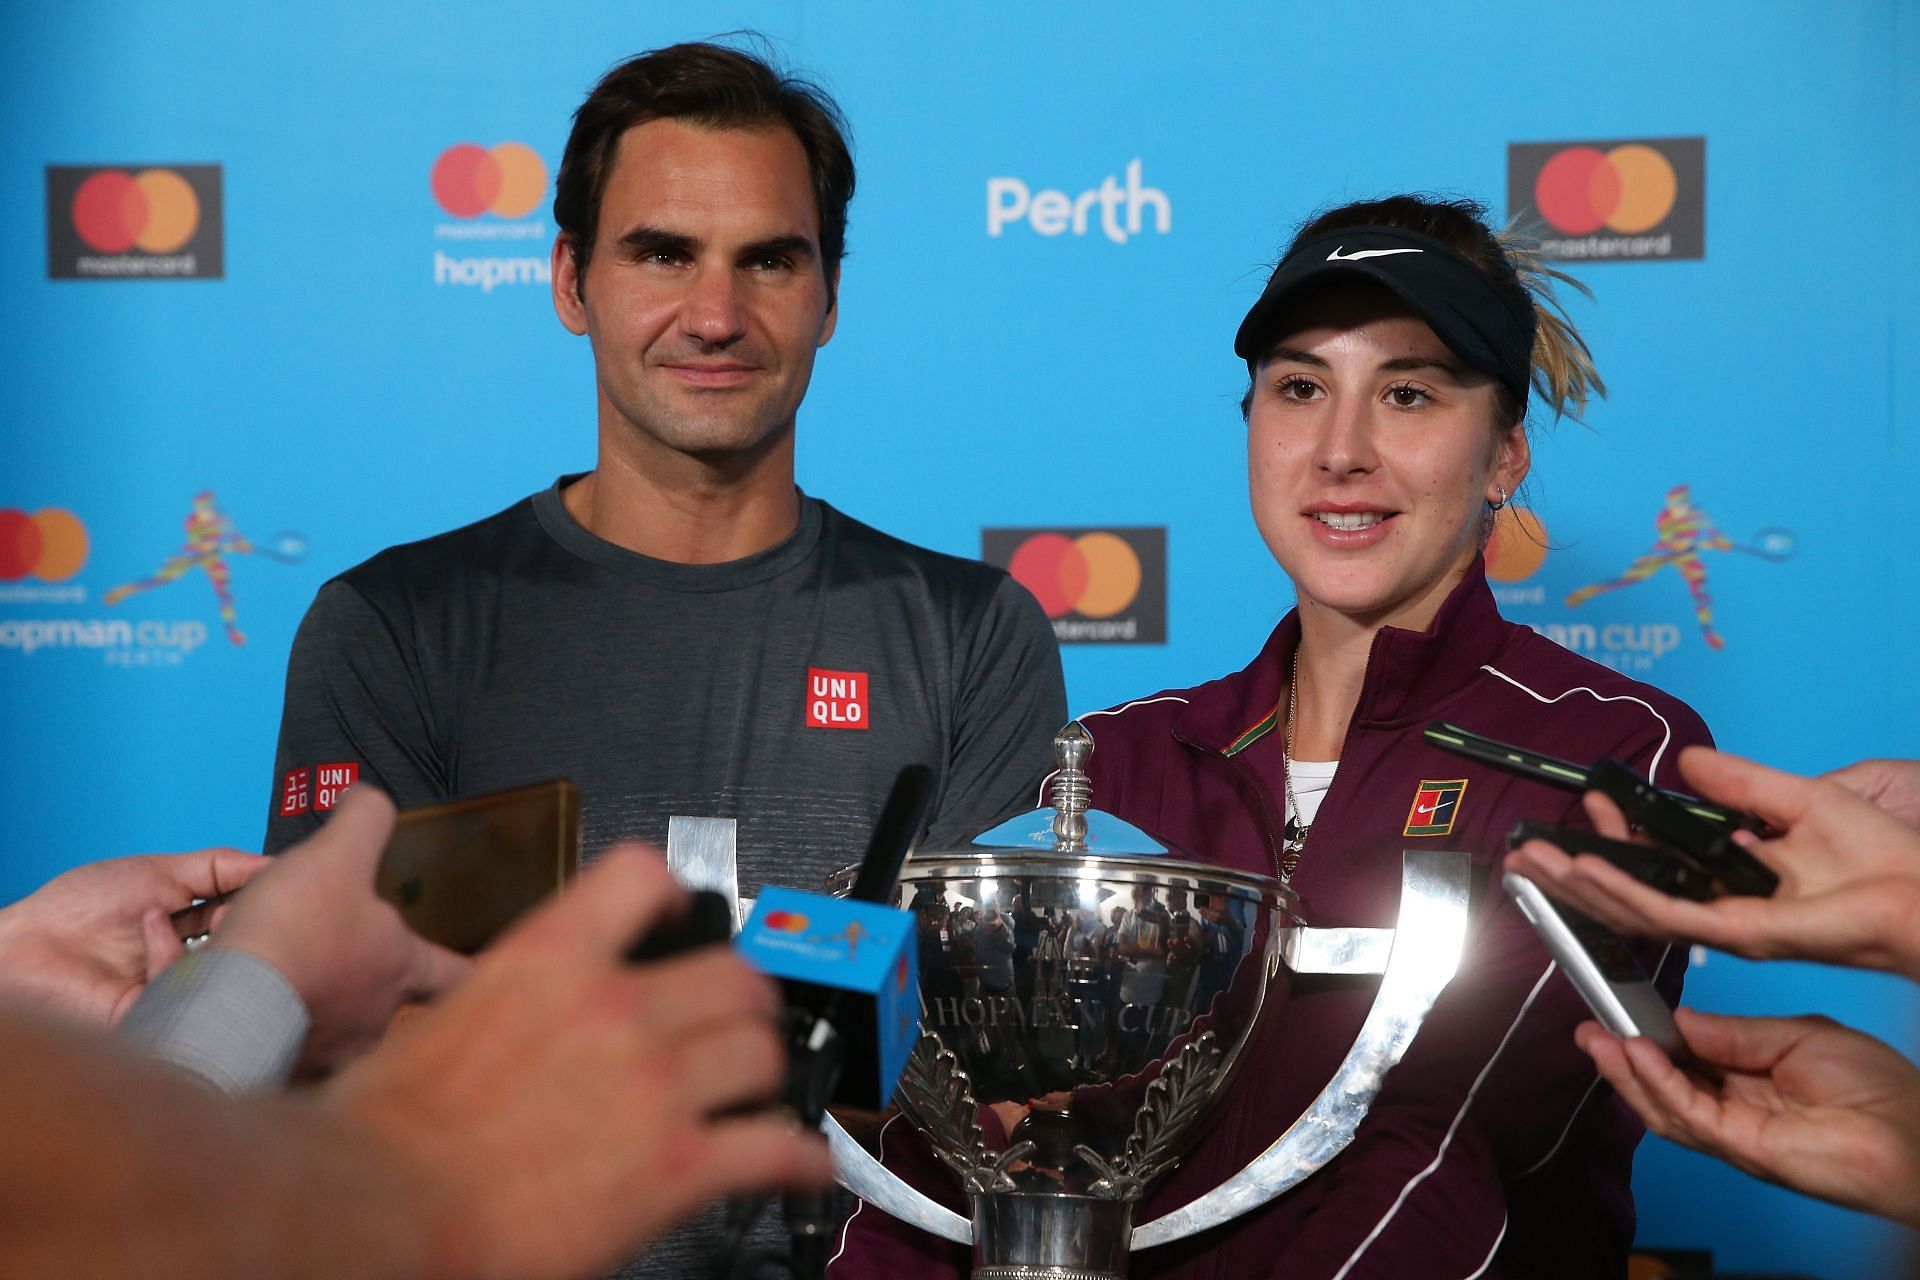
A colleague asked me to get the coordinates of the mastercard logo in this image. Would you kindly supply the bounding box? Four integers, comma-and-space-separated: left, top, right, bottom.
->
1485, 506, 1549, 583
0, 508, 89, 582
1534, 144, 1677, 237
431, 142, 547, 219
70, 169, 200, 254
762, 910, 810, 934
1008, 531, 1142, 619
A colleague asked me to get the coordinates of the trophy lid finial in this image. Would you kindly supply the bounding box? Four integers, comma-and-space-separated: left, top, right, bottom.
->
1050, 721, 1093, 853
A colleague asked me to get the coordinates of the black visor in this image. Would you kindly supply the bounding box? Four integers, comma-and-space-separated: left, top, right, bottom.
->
1234, 226, 1536, 407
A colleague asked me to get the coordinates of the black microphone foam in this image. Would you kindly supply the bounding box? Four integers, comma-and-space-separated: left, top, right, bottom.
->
846, 763, 935, 904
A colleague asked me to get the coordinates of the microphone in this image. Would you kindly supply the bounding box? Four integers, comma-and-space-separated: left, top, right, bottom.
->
735, 763, 932, 1110
732, 764, 933, 1280
619, 771, 931, 1280
846, 763, 934, 905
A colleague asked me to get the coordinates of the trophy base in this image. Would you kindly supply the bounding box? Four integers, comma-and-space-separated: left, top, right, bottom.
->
971, 1192, 1134, 1280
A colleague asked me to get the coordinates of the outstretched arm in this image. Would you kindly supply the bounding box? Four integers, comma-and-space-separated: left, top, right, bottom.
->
325, 842, 835, 1276
0, 846, 266, 1026
120, 786, 470, 1086
0, 845, 833, 1280
1506, 747, 1920, 980
1578, 1008, 1920, 1228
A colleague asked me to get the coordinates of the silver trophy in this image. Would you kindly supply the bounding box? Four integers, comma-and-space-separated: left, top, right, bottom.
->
822, 724, 1474, 1279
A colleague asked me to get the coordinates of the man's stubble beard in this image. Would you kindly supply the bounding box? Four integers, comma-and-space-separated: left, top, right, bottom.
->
618, 400, 800, 474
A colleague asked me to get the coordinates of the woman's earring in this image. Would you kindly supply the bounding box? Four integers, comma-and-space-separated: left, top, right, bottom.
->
1488, 486, 1509, 512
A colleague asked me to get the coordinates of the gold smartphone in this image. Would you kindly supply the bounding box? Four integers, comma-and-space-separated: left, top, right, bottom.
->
170, 780, 580, 952
374, 779, 581, 954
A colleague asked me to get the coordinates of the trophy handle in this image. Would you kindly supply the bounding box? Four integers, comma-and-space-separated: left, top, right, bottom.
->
1283, 924, 1395, 975
1130, 849, 1473, 1250
825, 1113, 973, 1244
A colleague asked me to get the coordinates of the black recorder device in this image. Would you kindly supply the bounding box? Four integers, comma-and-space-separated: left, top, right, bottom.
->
1426, 721, 1777, 1049
1424, 720, 1777, 898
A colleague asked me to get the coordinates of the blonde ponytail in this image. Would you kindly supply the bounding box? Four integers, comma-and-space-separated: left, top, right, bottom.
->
1495, 227, 1606, 423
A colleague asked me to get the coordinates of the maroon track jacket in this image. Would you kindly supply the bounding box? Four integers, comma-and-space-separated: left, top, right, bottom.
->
833, 568, 1710, 1279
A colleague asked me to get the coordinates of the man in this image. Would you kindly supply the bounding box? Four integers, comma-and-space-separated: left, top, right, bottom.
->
974, 905, 1015, 995
265, 39, 1065, 1275
1189, 892, 1241, 1013
267, 38, 1061, 872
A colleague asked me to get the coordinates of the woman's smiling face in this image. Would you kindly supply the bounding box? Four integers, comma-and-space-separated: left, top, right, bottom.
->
1246, 282, 1529, 633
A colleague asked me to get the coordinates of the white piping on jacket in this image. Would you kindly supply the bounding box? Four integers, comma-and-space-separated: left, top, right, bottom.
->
1476, 665, 1676, 782
827, 1112, 905, 1273
1463, 1212, 1510, 1280
1328, 962, 1558, 1280
1516, 940, 1678, 1179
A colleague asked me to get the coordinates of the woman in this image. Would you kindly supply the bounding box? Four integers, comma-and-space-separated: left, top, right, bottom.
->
835, 195, 1708, 1278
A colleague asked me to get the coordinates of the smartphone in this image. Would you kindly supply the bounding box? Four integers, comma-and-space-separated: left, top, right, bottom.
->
374, 779, 581, 953
168, 894, 231, 943
1503, 870, 1680, 1052
168, 779, 581, 953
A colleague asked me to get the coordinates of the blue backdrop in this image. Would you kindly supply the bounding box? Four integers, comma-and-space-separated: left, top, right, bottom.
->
4, 3, 1915, 1274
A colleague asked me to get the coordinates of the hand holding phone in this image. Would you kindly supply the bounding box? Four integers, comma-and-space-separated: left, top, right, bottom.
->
1505, 746, 1920, 985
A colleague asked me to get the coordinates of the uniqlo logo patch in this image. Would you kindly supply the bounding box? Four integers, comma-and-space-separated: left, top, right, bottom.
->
313, 762, 359, 811
1404, 778, 1469, 837
283, 762, 359, 815
279, 767, 312, 816
806, 668, 870, 730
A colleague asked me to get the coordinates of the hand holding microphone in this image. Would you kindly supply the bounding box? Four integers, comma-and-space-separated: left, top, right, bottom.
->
702, 764, 934, 1280
325, 842, 835, 1278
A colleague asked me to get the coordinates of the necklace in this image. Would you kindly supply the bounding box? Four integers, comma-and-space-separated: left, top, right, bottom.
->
1281, 648, 1307, 882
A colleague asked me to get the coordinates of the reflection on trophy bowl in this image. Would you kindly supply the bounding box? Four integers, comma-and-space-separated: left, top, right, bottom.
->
832, 851, 1300, 1278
